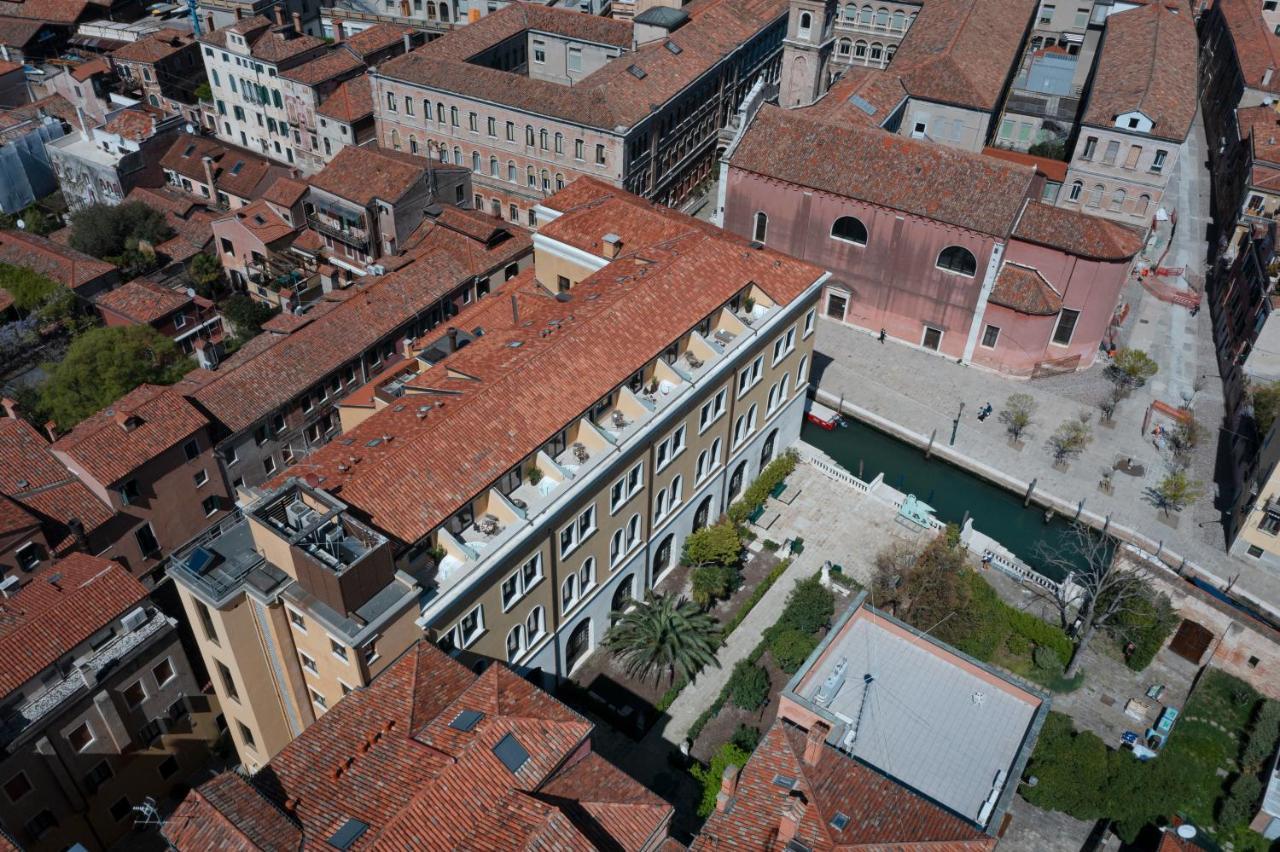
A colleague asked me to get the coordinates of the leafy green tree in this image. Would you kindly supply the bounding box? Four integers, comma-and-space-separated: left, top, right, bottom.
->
1110, 348, 1159, 390
1027, 139, 1067, 160
1147, 469, 1203, 515
692, 742, 751, 817
0, 203, 56, 235
1251, 380, 1280, 435
1000, 393, 1037, 441
683, 522, 742, 569
727, 660, 769, 711
1045, 418, 1093, 464
604, 592, 720, 686
221, 295, 278, 343
1022, 712, 1111, 817
691, 564, 735, 609
194, 82, 212, 101
40, 325, 192, 428
68, 201, 172, 260
730, 724, 761, 751
778, 575, 835, 635
187, 253, 225, 298
0, 263, 62, 313
1243, 701, 1280, 773
1217, 773, 1263, 828
769, 627, 818, 674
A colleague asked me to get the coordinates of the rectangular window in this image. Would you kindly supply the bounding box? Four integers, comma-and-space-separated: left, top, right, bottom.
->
152, 658, 176, 686
1102, 140, 1120, 165
311, 688, 327, 710
238, 721, 256, 750
135, 522, 159, 556
1151, 149, 1167, 173
981, 324, 1000, 348
595, 144, 606, 166
196, 601, 218, 643
1123, 145, 1142, 169
68, 722, 94, 752
83, 760, 112, 792
1038, 3, 1054, 23
568, 46, 582, 72
330, 638, 349, 663
574, 139, 584, 160
737, 356, 764, 397
1052, 309, 1080, 345
3, 772, 31, 803
299, 652, 318, 674
656, 425, 686, 471
123, 679, 147, 709
803, 307, 816, 337
289, 609, 306, 632
1081, 136, 1097, 159
922, 326, 942, 351
699, 388, 727, 432
386, 91, 396, 111
217, 661, 239, 701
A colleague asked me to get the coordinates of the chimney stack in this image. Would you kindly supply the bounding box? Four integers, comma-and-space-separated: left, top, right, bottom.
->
777, 798, 806, 846
510, 293, 519, 325
602, 233, 622, 260
201, 154, 217, 197
447, 326, 459, 352
803, 721, 829, 766
292, 10, 302, 32
715, 763, 740, 813
274, 5, 286, 26
43, 420, 58, 442
194, 337, 219, 370
1, 397, 17, 419
234, 5, 243, 19
333, 19, 344, 42
401, 336, 414, 358
205, 12, 215, 32
402, 32, 412, 54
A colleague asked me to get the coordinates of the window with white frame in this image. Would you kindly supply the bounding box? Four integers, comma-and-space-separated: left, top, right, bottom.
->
330, 638, 348, 663
501, 553, 543, 610
526, 606, 545, 644
506, 624, 524, 662
559, 505, 596, 557
311, 688, 327, 711
578, 557, 595, 596
797, 354, 809, 386
669, 475, 683, 512
737, 356, 764, 397
656, 424, 686, 471
610, 528, 624, 566
772, 326, 797, 364
609, 462, 644, 513
299, 651, 318, 674
626, 513, 641, 552
699, 388, 727, 432
561, 573, 577, 612
449, 605, 484, 649
803, 307, 816, 337
654, 487, 669, 523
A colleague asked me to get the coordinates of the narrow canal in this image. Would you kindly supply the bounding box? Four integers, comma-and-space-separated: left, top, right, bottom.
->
802, 418, 1093, 581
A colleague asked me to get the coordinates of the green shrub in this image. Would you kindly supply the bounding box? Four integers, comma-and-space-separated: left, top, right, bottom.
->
691, 564, 735, 609
683, 522, 742, 568
655, 677, 687, 712
727, 451, 797, 525
1105, 591, 1177, 672
778, 575, 835, 635
1217, 773, 1263, 828
727, 661, 770, 711
691, 742, 751, 817
770, 627, 818, 674
720, 559, 790, 637
762, 539, 780, 552
1243, 701, 1280, 772
1033, 644, 1063, 674
0, 263, 62, 312
731, 724, 762, 752
1022, 712, 1111, 817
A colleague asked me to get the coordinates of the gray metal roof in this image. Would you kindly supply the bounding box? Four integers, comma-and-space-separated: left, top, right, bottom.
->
633, 6, 689, 28
794, 610, 1041, 825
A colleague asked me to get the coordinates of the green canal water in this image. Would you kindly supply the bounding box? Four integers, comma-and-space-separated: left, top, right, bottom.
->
802, 418, 1092, 581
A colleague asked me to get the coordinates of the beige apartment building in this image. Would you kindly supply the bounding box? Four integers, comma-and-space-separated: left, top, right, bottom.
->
168, 176, 825, 765
1058, 2, 1197, 225
371, 0, 788, 227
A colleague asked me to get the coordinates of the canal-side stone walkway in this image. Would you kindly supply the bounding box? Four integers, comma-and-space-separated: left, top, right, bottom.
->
811, 317, 1280, 619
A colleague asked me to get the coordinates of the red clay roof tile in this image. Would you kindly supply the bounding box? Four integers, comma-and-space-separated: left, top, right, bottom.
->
96, 278, 192, 324
316, 74, 372, 122
990, 262, 1064, 316
1013, 201, 1145, 260
0, 229, 115, 291
0, 418, 113, 547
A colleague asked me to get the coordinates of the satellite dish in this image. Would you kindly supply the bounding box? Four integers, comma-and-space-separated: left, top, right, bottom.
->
1176, 825, 1196, 839
184, 122, 195, 134
185, 287, 196, 297
15, 219, 24, 230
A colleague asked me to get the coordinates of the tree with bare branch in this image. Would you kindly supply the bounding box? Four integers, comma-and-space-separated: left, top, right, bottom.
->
1032, 523, 1157, 678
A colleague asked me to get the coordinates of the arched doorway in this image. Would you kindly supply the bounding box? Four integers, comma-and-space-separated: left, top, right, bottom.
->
760, 429, 778, 468
693, 495, 713, 532
728, 460, 748, 503
653, 534, 675, 584
565, 619, 591, 672
611, 575, 635, 626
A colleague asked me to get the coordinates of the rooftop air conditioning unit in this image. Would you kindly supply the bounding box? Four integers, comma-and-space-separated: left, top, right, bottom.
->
286, 499, 317, 530
122, 606, 148, 632
814, 656, 848, 707
0, 575, 20, 597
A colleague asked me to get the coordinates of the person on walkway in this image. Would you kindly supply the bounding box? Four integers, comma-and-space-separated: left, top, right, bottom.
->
977, 402, 993, 421
878, 328, 886, 344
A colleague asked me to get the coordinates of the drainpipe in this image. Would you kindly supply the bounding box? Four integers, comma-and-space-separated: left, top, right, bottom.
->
962, 240, 1005, 363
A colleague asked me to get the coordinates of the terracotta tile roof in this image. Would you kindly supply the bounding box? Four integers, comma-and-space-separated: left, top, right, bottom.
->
799, 65, 908, 128
200, 16, 326, 65
316, 74, 372, 122
282, 178, 820, 542
989, 262, 1063, 315
0, 494, 37, 536
309, 145, 463, 207
279, 47, 363, 85
1, 0, 93, 24
0, 553, 147, 698
1013, 201, 1145, 260
0, 17, 45, 47
0, 229, 115, 291
0, 418, 112, 548
164, 641, 667, 850
52, 384, 209, 486
1240, 104, 1280, 167
187, 219, 526, 434
96, 278, 191, 324
1216, 0, 1280, 95
1082, 3, 1198, 142
216, 199, 296, 245
731, 105, 1035, 238
290, 226, 325, 253
0, 60, 21, 76
1252, 163, 1280, 192
110, 28, 195, 63
891, 0, 1037, 112
982, 146, 1069, 183
125, 184, 203, 218
102, 107, 156, 142
69, 56, 110, 81
122, 186, 217, 263
261, 175, 307, 208
161, 133, 286, 201
378, 0, 787, 132
341, 22, 414, 61
692, 721, 997, 852
198, 14, 270, 49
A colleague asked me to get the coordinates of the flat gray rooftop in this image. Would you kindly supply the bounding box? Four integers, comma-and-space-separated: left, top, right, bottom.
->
795, 609, 1041, 825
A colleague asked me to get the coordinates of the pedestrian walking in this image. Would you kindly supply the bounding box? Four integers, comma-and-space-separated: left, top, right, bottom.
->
878, 328, 886, 344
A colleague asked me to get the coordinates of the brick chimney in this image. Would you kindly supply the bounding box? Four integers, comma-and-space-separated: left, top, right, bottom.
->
1, 397, 18, 419
201, 155, 217, 197
715, 763, 740, 813
402, 32, 412, 54
44, 420, 58, 442
205, 12, 215, 32
292, 10, 302, 32
234, 6, 243, 20
194, 337, 219, 370
777, 798, 806, 846
333, 19, 344, 42
803, 721, 829, 766
602, 233, 622, 259
114, 409, 142, 432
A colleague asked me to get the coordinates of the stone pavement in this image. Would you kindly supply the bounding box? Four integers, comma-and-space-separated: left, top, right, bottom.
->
998, 795, 1100, 852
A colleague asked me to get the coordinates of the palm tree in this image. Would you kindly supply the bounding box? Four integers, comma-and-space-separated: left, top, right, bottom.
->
604, 592, 720, 686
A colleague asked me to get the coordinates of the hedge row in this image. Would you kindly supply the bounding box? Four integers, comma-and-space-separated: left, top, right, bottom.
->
727, 450, 798, 525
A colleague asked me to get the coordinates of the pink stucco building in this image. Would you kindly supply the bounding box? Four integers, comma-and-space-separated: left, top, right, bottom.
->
722, 103, 1143, 377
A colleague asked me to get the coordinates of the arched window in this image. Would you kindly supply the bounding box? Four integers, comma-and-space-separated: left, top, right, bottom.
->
578, 557, 594, 594
539, 128, 548, 150
471, 151, 481, 172
1088, 184, 1104, 207
859, 5, 873, 25
733, 413, 747, 446
526, 606, 544, 643
844, 2, 856, 20
489, 156, 498, 176
1137, 194, 1151, 216
752, 210, 768, 243
527, 165, 536, 187
452, 146, 461, 165
696, 449, 709, 481
936, 245, 977, 276
555, 173, 564, 190
831, 215, 868, 245
525, 125, 535, 146
506, 624, 523, 662
654, 488, 668, 522
439, 3, 448, 21
390, 128, 401, 150
541, 169, 550, 191
436, 102, 445, 123
611, 576, 634, 617
761, 428, 779, 467
886, 44, 897, 62
870, 42, 884, 63
507, 161, 517, 182
610, 528, 624, 566
409, 135, 418, 154
449, 105, 458, 126
554, 132, 563, 154
561, 574, 577, 611
891, 9, 905, 29
626, 513, 641, 549
1110, 188, 1127, 211
854, 40, 868, 58
874, 7, 889, 28
422, 98, 430, 120
1068, 180, 1083, 202
798, 11, 812, 37
837, 38, 851, 56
